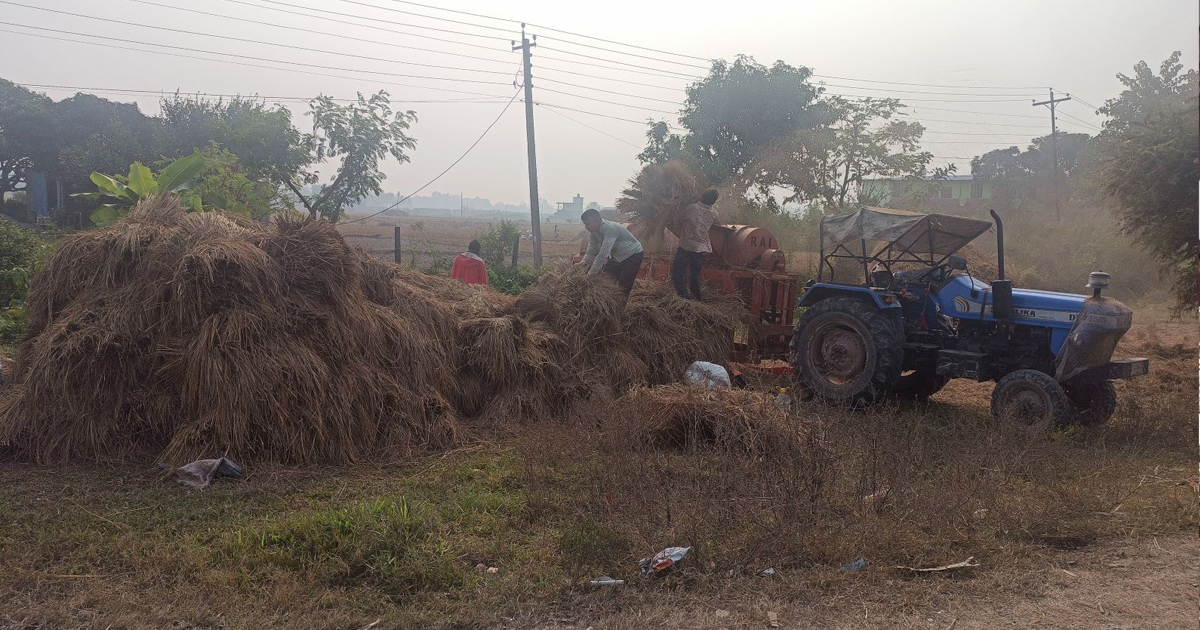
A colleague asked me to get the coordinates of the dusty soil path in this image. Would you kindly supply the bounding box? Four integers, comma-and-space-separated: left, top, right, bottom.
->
534, 533, 1197, 630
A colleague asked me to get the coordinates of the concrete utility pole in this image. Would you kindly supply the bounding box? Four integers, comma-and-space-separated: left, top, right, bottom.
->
513, 25, 543, 268
1033, 89, 1071, 221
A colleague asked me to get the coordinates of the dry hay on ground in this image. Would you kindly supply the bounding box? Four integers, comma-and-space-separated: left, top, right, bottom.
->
623, 384, 817, 460
623, 280, 746, 385
0, 197, 749, 465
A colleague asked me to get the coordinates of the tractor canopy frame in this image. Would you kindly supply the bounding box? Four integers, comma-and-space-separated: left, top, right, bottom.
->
818, 206, 993, 284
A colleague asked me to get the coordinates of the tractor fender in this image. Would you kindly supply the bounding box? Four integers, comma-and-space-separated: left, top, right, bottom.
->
797, 283, 903, 329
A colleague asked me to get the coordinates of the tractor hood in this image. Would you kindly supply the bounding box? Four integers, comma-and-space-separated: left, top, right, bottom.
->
940, 275, 1085, 326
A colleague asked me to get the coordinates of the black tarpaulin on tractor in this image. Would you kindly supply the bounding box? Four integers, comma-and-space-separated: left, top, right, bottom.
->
1054, 296, 1134, 382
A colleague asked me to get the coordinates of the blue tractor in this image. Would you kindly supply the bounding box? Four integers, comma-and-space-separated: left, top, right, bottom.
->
791, 207, 1150, 433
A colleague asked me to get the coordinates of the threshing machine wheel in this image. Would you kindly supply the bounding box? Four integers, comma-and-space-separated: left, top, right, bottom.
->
990, 369, 1071, 435
789, 297, 903, 407
1064, 380, 1117, 426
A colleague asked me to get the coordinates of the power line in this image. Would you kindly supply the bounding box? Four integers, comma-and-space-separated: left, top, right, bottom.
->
903, 105, 1044, 120
1056, 110, 1102, 132
0, 3, 510, 76
535, 86, 678, 115
341, 88, 523, 225
532, 64, 687, 91
812, 74, 1047, 91
255, 0, 510, 41
131, 0, 514, 67
537, 77, 682, 104
537, 104, 641, 149
819, 82, 1042, 97
338, 0, 517, 36
536, 52, 698, 81
0, 28, 514, 98
538, 45, 706, 77
0, 22, 512, 86
537, 101, 667, 127
15, 83, 511, 104
827, 92, 1036, 103
219, 0, 507, 53
903, 116, 1047, 130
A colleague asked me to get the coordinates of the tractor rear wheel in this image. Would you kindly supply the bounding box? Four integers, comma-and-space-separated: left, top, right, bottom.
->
790, 297, 903, 407
990, 370, 1070, 435
1064, 381, 1117, 426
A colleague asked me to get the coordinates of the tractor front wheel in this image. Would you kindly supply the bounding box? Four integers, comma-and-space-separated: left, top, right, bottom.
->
1064, 381, 1117, 426
990, 370, 1070, 435
790, 297, 903, 407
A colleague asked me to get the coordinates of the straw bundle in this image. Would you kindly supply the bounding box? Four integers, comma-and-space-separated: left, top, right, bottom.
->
615, 161, 705, 247
624, 384, 813, 460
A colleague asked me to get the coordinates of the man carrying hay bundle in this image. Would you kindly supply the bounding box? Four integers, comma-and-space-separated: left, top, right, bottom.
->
579, 208, 644, 296
451, 240, 489, 286
668, 188, 719, 300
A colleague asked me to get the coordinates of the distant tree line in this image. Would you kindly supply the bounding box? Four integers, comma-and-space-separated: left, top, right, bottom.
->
0, 80, 416, 224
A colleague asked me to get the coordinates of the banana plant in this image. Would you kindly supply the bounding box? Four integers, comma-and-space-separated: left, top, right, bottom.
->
74, 151, 207, 225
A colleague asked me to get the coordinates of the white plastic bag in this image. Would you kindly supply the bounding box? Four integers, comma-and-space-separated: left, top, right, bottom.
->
684, 361, 730, 389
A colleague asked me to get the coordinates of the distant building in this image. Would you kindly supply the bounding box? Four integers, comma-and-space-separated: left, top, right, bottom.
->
551, 194, 615, 222
861, 175, 992, 207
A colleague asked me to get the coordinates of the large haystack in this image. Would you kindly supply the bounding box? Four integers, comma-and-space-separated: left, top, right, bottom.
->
0, 197, 754, 465
1, 197, 461, 465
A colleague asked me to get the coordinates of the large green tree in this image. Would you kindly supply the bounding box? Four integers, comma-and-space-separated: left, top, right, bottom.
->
639, 59, 928, 210
159, 95, 309, 183
970, 132, 1092, 215
1090, 51, 1198, 311
287, 92, 417, 222
0, 80, 54, 196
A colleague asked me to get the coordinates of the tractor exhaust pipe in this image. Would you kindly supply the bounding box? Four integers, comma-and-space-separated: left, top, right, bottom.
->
988, 209, 1013, 320
989, 209, 1005, 281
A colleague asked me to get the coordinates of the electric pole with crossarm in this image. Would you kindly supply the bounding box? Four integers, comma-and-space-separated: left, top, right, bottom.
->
1033, 89, 1071, 221
513, 25, 543, 268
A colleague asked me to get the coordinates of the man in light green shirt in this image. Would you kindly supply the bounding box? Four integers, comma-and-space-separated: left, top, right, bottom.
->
579, 208, 644, 296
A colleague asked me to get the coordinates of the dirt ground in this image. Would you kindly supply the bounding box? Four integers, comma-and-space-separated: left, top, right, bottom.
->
0, 287, 1194, 629
525, 532, 1197, 630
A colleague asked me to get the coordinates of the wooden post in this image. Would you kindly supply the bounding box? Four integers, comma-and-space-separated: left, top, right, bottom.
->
394, 226, 402, 264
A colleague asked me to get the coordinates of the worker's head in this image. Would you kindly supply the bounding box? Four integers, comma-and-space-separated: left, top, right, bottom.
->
468, 239, 481, 255
581, 208, 601, 232
701, 188, 719, 206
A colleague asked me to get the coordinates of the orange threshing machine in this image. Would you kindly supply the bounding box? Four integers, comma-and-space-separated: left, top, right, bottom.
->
578, 223, 801, 365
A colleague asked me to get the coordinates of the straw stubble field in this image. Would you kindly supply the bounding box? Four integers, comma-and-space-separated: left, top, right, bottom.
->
0, 201, 1194, 629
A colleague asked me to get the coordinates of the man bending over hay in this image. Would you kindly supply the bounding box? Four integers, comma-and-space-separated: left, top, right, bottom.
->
668, 188, 719, 300
451, 239, 489, 285
579, 208, 644, 296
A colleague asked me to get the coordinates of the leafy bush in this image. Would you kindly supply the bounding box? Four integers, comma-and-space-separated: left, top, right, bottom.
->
0, 221, 48, 343
488, 265, 542, 295
476, 218, 521, 270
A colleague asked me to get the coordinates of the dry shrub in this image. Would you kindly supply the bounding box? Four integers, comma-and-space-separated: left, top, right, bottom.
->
615, 161, 706, 248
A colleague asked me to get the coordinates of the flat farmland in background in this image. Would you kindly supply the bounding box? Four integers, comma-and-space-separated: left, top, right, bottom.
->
338, 213, 587, 270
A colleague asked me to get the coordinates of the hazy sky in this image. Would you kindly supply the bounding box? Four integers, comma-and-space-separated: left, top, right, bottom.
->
1, 0, 1196, 212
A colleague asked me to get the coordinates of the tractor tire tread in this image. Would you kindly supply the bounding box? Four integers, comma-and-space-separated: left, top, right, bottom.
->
790, 296, 904, 407
990, 369, 1071, 435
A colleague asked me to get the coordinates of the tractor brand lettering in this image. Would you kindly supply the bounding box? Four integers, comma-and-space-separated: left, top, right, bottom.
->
952, 296, 1077, 323
748, 236, 776, 249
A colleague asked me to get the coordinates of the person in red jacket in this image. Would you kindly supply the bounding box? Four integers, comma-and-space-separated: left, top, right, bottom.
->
451, 240, 489, 285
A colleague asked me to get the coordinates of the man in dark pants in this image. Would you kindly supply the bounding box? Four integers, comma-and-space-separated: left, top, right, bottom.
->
669, 188, 719, 300
579, 208, 644, 297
